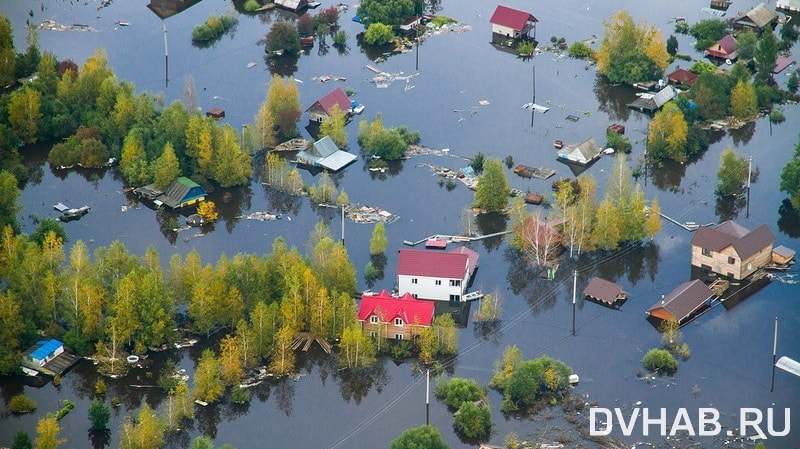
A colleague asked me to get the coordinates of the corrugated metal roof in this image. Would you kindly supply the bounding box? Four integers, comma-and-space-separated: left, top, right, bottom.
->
564, 137, 602, 162
737, 2, 778, 28
691, 221, 774, 260
776, 356, 800, 377
313, 135, 339, 158
30, 339, 63, 361
732, 224, 774, 260
773, 245, 795, 258
397, 249, 469, 279
583, 277, 623, 305
307, 87, 350, 115
489, 5, 538, 30
648, 280, 714, 323
357, 290, 435, 326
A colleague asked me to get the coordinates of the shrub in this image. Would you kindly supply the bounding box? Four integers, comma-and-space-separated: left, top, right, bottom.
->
94, 379, 107, 396
53, 399, 75, 420
332, 30, 348, 47
517, 41, 535, 56
192, 14, 238, 44
265, 21, 301, 55
431, 16, 457, 28
88, 398, 111, 430
389, 340, 414, 359
364, 23, 394, 46
770, 109, 786, 124
9, 394, 37, 414
568, 41, 592, 59
243, 0, 261, 12
675, 21, 689, 34
435, 377, 484, 409
606, 130, 632, 154
453, 401, 491, 438
230, 385, 251, 405
642, 348, 678, 373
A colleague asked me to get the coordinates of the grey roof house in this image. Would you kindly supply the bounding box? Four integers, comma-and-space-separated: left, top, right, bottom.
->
296, 136, 357, 172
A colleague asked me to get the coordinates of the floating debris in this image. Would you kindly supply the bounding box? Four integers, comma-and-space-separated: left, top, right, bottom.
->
238, 211, 282, 221
246, 61, 257, 68
39, 19, 96, 32
345, 204, 399, 224
271, 138, 309, 152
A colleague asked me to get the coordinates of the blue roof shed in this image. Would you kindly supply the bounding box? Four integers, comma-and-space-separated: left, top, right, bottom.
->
31, 339, 63, 361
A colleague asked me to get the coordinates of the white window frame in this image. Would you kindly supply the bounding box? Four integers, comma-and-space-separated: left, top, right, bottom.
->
394, 317, 403, 326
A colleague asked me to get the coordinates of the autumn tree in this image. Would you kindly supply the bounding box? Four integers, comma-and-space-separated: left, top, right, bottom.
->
267, 75, 301, 139
717, 148, 749, 196
780, 135, 800, 209
219, 334, 243, 385
338, 324, 376, 369
730, 79, 757, 119
0, 171, 20, 236
269, 325, 296, 376
433, 313, 458, 355
474, 158, 509, 212
0, 290, 24, 374
153, 142, 180, 190
120, 132, 151, 186
34, 417, 64, 449
8, 88, 42, 144
369, 222, 388, 255
252, 101, 277, 150
591, 197, 623, 250
648, 102, 688, 163
319, 103, 348, 148
197, 201, 219, 222
595, 10, 668, 84
119, 404, 164, 449
193, 349, 224, 403
0, 15, 16, 86
213, 124, 252, 187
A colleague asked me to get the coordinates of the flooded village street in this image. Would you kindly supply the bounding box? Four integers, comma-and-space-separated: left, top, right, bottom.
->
1, 0, 799, 448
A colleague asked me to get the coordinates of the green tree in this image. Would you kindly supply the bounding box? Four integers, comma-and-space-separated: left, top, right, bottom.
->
252, 101, 277, 150
357, 115, 410, 160
88, 398, 110, 430
737, 30, 758, 61
666, 34, 678, 55
716, 148, 749, 196
153, 142, 180, 190
29, 218, 66, 247
453, 401, 491, 438
364, 23, 395, 45
34, 417, 64, 449
193, 349, 224, 403
435, 377, 484, 409
689, 19, 728, 51
190, 436, 214, 449
642, 348, 678, 373
595, 10, 667, 84
648, 102, 688, 162
9, 394, 37, 413
8, 88, 42, 144
119, 133, 151, 186
754, 26, 779, 81
591, 197, 622, 250
319, 103, 348, 148
470, 152, 485, 173
338, 324, 376, 369
788, 71, 798, 95
390, 425, 449, 449
474, 159, 509, 212
779, 136, 800, 209
265, 21, 300, 55
359, 0, 415, 26
433, 313, 457, 355
730, 80, 757, 119
567, 41, 592, 58
0, 15, 16, 86
267, 75, 301, 139
369, 222, 387, 255
12, 431, 33, 449
0, 171, 20, 237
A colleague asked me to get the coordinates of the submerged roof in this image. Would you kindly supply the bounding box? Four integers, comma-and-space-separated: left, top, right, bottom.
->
296, 136, 357, 172
161, 177, 207, 208
648, 280, 715, 323
735, 2, 778, 28
489, 5, 538, 30
583, 277, 624, 305
358, 290, 435, 326
563, 137, 602, 161
397, 246, 478, 279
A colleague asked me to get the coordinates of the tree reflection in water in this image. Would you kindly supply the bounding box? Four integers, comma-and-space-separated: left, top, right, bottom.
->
89, 429, 112, 449
593, 75, 634, 122
264, 185, 303, 216
274, 379, 295, 416
778, 200, 800, 238
265, 53, 300, 78
196, 400, 222, 439
334, 357, 390, 404
715, 193, 746, 222
475, 212, 508, 252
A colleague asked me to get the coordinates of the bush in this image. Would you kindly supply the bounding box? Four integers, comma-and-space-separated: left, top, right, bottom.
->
364, 23, 394, 46
53, 399, 75, 420
94, 379, 107, 396
88, 398, 111, 430
770, 109, 786, 124
9, 394, 37, 414
675, 21, 689, 34
230, 385, 251, 405
265, 21, 301, 55
453, 401, 491, 438
606, 131, 632, 154
498, 356, 572, 413
388, 340, 414, 359
642, 348, 678, 373
243, 0, 261, 12
192, 14, 238, 44
435, 377, 484, 410
567, 41, 592, 59
517, 41, 535, 56
332, 30, 348, 47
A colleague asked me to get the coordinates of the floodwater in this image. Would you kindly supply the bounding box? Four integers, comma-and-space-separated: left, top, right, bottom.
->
1, 0, 799, 448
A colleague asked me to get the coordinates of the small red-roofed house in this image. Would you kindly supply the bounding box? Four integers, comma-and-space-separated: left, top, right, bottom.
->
489, 5, 538, 40
358, 290, 435, 340
705, 34, 739, 61
667, 68, 698, 87
305, 87, 351, 123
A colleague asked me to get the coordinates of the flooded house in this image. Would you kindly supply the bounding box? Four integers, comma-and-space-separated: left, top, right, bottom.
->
134, 176, 207, 209
583, 277, 627, 309
731, 2, 778, 33
777, 0, 800, 13
396, 246, 480, 302
647, 280, 716, 325
627, 85, 678, 113
273, 0, 308, 13
705, 34, 739, 62
305, 87, 363, 123
295, 135, 357, 172
667, 68, 698, 88
556, 137, 603, 165
22, 339, 80, 376
357, 290, 435, 340
690, 220, 775, 281
489, 5, 538, 42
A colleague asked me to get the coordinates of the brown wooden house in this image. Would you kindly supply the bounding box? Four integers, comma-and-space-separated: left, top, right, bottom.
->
690, 221, 775, 280
358, 290, 435, 341
647, 280, 715, 325
732, 3, 778, 33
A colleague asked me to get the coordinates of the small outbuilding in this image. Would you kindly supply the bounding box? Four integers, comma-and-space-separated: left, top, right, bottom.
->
134, 177, 207, 209
705, 34, 739, 61
647, 280, 716, 325
772, 245, 795, 266
777, 0, 800, 12
732, 2, 778, 33
489, 5, 538, 40
295, 135, 357, 172
667, 68, 698, 87
205, 108, 225, 120
627, 85, 678, 113
583, 277, 627, 308
274, 0, 308, 12
305, 87, 352, 123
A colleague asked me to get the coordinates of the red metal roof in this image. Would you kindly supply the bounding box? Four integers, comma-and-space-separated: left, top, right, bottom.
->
397, 246, 477, 279
357, 290, 435, 326
668, 68, 698, 86
705, 34, 738, 59
309, 87, 350, 115
489, 5, 537, 31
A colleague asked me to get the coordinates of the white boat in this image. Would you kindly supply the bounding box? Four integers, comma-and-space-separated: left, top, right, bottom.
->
115, 20, 131, 26
246, 62, 257, 69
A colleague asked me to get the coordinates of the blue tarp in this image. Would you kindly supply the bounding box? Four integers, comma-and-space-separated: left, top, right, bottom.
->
30, 339, 63, 361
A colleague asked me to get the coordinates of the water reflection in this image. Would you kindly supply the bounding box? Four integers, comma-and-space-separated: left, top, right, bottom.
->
273, 380, 296, 416
333, 358, 390, 404
649, 159, 687, 192
263, 186, 304, 216
777, 200, 800, 238
593, 76, 634, 122
356, 34, 396, 62
213, 185, 254, 233
196, 400, 221, 438
474, 212, 507, 252
584, 241, 660, 286
715, 194, 746, 222
265, 54, 300, 78
88, 429, 111, 449
729, 121, 756, 146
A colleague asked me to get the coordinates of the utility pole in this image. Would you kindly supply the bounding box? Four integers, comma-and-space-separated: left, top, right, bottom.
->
163, 22, 169, 87
746, 156, 752, 218
530, 66, 536, 128
341, 204, 345, 244
425, 368, 430, 425
572, 269, 577, 336
771, 316, 778, 392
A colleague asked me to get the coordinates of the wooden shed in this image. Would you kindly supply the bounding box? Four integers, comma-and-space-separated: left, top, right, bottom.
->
647, 280, 715, 325
583, 277, 627, 308
206, 108, 225, 119
524, 192, 543, 205
772, 245, 795, 266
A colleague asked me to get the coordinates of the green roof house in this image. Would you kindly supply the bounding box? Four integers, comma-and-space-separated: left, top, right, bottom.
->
134, 176, 207, 209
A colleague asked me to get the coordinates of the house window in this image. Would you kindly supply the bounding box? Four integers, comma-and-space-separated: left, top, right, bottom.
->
370, 315, 378, 324
747, 262, 752, 270
370, 331, 376, 338
394, 318, 403, 326
728, 256, 736, 264
412, 294, 418, 298
450, 294, 460, 302
449, 279, 461, 287
702, 248, 711, 257
435, 280, 442, 286
411, 278, 418, 284
395, 334, 403, 340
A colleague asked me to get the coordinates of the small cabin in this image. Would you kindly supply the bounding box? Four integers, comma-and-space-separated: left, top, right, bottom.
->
206, 108, 225, 120
524, 192, 543, 205
772, 245, 795, 266
489, 5, 538, 40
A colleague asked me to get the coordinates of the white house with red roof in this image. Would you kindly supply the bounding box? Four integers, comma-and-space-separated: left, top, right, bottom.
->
305, 87, 353, 123
489, 5, 538, 40
358, 290, 435, 340
396, 246, 479, 302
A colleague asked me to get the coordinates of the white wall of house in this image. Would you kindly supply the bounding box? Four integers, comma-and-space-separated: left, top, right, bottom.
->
398, 274, 467, 301
492, 24, 519, 38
